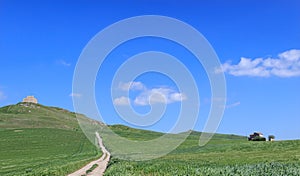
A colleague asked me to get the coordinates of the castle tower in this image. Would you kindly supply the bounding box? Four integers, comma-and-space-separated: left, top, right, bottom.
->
22, 95, 38, 104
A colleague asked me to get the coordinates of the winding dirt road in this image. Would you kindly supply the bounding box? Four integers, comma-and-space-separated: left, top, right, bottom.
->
68, 132, 110, 176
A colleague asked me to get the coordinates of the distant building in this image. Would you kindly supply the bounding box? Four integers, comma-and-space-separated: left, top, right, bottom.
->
22, 96, 38, 104
248, 132, 266, 141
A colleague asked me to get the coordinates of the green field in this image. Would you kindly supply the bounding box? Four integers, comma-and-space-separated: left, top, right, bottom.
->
104, 125, 300, 175
1, 103, 300, 175
0, 103, 101, 176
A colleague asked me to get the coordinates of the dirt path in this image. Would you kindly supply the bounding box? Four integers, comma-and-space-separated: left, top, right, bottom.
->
68, 132, 111, 176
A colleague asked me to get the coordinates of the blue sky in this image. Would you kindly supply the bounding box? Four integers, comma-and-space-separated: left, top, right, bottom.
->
1, 0, 300, 140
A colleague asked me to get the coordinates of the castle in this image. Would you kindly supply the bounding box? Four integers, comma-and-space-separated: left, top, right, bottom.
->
22, 96, 38, 104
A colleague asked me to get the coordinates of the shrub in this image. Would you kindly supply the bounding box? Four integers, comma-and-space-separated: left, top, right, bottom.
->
86, 164, 98, 174
252, 136, 266, 141
268, 135, 275, 141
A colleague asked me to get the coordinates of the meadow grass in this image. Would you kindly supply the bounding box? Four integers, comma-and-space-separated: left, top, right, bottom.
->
104, 125, 300, 175
0, 103, 102, 176
1, 104, 299, 175
0, 128, 101, 176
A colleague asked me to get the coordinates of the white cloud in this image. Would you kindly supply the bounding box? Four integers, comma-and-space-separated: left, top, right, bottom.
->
69, 93, 82, 98
217, 49, 300, 77
118, 81, 145, 91
57, 60, 71, 67
0, 91, 6, 101
134, 87, 187, 106
170, 92, 187, 102
115, 82, 187, 106
225, 101, 241, 109
113, 96, 130, 106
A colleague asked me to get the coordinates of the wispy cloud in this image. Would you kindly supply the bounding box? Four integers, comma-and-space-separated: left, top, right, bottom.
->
0, 91, 6, 101
57, 60, 71, 67
113, 96, 130, 106
114, 82, 187, 106
216, 49, 300, 77
134, 87, 187, 106
69, 93, 82, 98
225, 101, 241, 109
118, 81, 145, 91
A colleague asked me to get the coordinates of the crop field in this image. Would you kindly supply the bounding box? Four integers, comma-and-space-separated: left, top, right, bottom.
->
0, 128, 101, 176
104, 125, 300, 175
0, 103, 101, 176
1, 104, 299, 175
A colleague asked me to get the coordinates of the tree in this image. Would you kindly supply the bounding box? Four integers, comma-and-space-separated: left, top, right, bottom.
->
268, 135, 275, 141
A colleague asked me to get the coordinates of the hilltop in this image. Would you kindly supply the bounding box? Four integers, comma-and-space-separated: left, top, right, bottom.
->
0, 102, 80, 130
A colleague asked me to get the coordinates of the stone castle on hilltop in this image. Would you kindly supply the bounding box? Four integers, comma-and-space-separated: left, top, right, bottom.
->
22, 95, 38, 104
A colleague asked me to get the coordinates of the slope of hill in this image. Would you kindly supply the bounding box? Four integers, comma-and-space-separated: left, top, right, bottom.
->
0, 102, 101, 176
0, 102, 79, 129
104, 125, 300, 175
1, 103, 300, 175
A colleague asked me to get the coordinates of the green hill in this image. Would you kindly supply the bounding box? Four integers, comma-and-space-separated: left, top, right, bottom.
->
0, 102, 101, 176
104, 125, 300, 176
0, 102, 80, 129
1, 103, 300, 175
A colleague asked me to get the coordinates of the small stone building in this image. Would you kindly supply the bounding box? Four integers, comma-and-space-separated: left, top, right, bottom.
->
248, 132, 266, 141
22, 96, 38, 104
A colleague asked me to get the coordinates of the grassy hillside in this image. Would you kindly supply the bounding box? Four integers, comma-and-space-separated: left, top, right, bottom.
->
0, 102, 101, 176
105, 125, 300, 175
1, 103, 300, 175
0, 102, 79, 129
